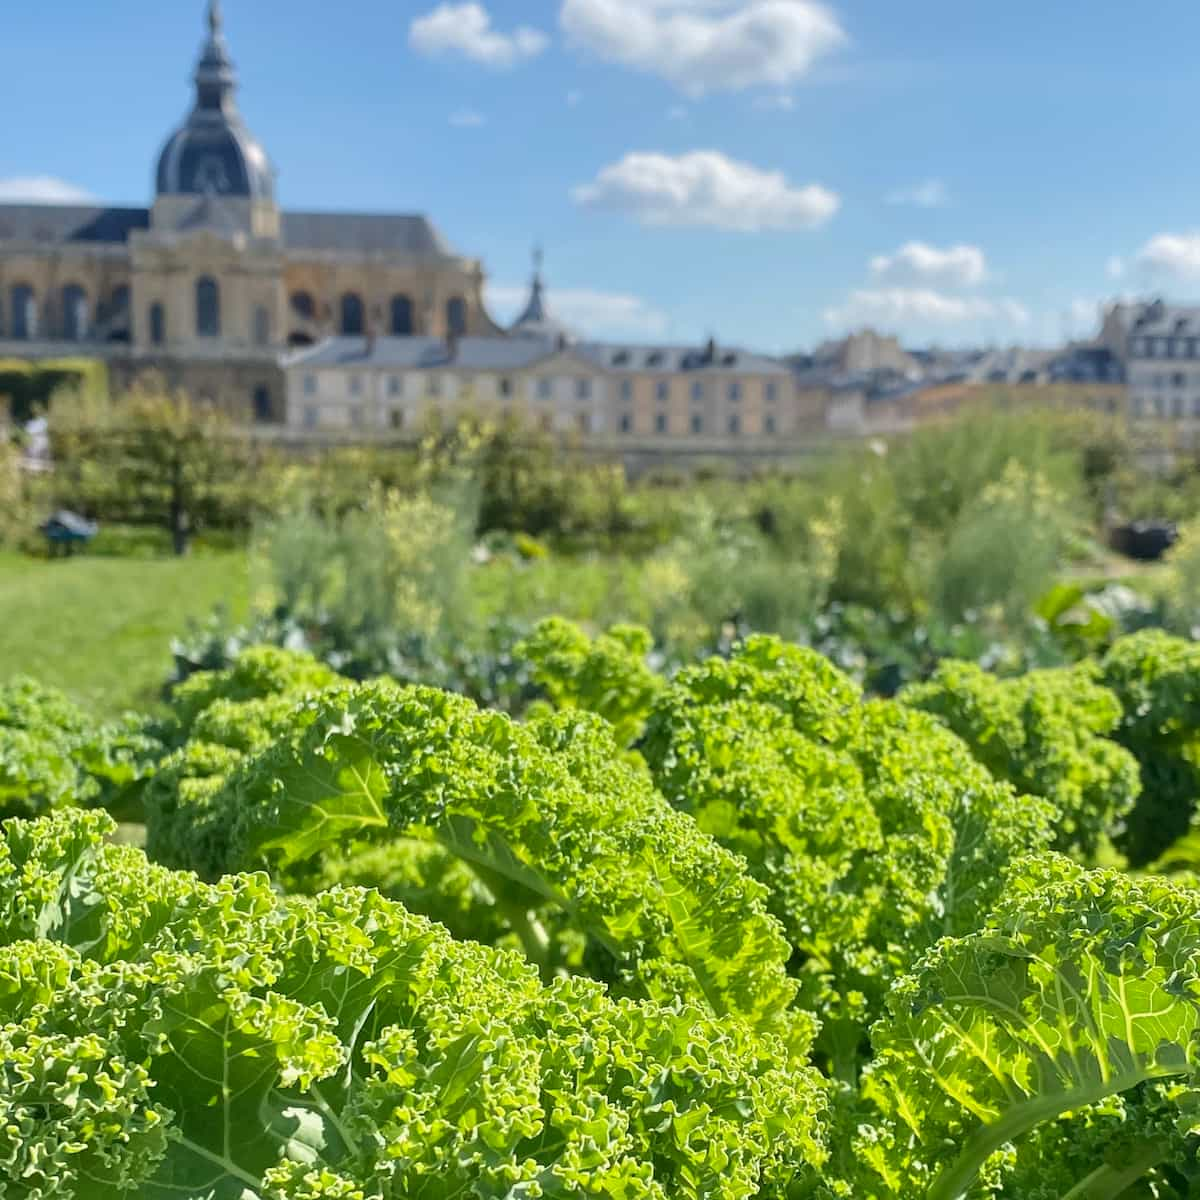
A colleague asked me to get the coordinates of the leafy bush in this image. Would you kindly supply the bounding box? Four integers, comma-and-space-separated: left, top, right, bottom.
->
1099, 630, 1200, 866
0, 809, 826, 1198
639, 635, 1056, 1081
516, 617, 665, 746
0, 677, 156, 821
900, 658, 1140, 859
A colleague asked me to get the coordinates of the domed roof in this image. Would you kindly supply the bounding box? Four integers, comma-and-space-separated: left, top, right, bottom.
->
155, 2, 275, 202
509, 248, 577, 343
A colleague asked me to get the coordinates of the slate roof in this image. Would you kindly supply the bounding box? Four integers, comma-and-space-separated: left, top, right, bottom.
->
285, 336, 792, 376
0, 203, 454, 258
1119, 301, 1200, 339
281, 212, 450, 256
0, 205, 151, 245
283, 337, 557, 371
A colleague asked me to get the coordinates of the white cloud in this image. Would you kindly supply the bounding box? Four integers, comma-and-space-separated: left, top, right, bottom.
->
487, 283, 670, 338
667, 104, 689, 120
449, 108, 487, 127
824, 288, 1029, 330
410, 3, 549, 68
560, 0, 846, 96
1135, 233, 1200, 280
0, 176, 95, 205
1106, 255, 1125, 280
1067, 298, 1102, 335
752, 92, 796, 112
869, 242, 987, 288
885, 179, 949, 208
573, 150, 839, 232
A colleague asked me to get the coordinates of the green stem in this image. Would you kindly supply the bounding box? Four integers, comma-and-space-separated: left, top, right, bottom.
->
1059, 1138, 1171, 1200
928, 1068, 1183, 1200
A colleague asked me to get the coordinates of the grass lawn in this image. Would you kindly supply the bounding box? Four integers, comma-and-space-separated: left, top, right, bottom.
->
0, 550, 251, 715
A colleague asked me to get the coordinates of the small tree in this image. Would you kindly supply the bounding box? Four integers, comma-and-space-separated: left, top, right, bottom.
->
51, 381, 261, 556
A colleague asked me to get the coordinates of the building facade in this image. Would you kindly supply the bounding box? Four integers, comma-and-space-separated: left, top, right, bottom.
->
0, 2, 495, 421
1102, 300, 1200, 436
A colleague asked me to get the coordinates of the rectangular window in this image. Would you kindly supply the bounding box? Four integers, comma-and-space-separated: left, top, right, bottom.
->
303, 405, 318, 429
728, 413, 741, 435
537, 377, 553, 400
387, 375, 402, 397
619, 412, 633, 434
1175, 372, 1188, 388
1169, 340, 1179, 359
728, 382, 742, 403
350, 405, 363, 428
303, 374, 317, 396
765, 381, 778, 403
765, 413, 777, 435
349, 375, 363, 396
655, 412, 668, 434
427, 374, 441, 397
577, 412, 590, 433
655, 381, 669, 402
690, 413, 703, 435
499, 377, 513, 398
619, 379, 633, 402
576, 377, 592, 400
390, 408, 404, 430
690, 381, 704, 402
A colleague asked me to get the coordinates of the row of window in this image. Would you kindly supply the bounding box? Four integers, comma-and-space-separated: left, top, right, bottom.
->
1132, 336, 1200, 360
292, 290, 467, 337
1143, 372, 1195, 389
300, 404, 777, 437
305, 373, 783, 404
1, 282, 122, 341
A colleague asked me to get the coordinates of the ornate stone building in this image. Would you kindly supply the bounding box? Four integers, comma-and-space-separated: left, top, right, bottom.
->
0, 1, 497, 421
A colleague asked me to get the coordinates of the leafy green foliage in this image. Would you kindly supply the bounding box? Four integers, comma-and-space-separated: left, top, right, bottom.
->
857, 855, 1200, 1199
1099, 630, 1200, 866
639, 636, 1057, 1080
516, 617, 665, 745
0, 676, 157, 821
188, 680, 805, 1050
0, 809, 827, 1198
901, 659, 1140, 859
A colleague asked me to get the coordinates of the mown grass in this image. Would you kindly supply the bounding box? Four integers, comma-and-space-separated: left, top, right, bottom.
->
0, 550, 250, 715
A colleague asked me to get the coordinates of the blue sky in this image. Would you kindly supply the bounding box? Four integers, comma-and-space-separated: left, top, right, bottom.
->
4, 0, 1200, 352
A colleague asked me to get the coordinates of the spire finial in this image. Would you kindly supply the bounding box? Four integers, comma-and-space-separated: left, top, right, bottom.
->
208, 0, 223, 36
533, 243, 544, 279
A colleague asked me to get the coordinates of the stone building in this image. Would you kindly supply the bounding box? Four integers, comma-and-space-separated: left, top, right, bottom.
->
284, 258, 817, 446
0, 1, 496, 421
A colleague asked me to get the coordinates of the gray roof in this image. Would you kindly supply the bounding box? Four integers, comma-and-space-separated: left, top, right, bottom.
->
572, 342, 792, 376
284, 336, 557, 371
281, 212, 450, 256
510, 258, 577, 342
0, 205, 150, 244
0, 203, 453, 257
285, 335, 792, 376
1119, 301, 1200, 339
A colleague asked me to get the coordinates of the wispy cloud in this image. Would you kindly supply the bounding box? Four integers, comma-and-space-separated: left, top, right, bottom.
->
449, 108, 487, 127
487, 282, 670, 338
869, 242, 987, 288
885, 179, 949, 209
410, 3, 549, 68
752, 93, 796, 112
824, 288, 1029, 329
574, 150, 839, 232
560, 0, 846, 96
0, 176, 95, 204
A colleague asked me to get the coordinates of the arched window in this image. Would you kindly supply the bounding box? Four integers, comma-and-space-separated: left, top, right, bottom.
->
196, 276, 220, 338
446, 296, 467, 337
390, 294, 414, 336
253, 386, 272, 424
290, 291, 315, 320
10, 284, 36, 340
60, 284, 88, 341
109, 284, 130, 317
149, 303, 166, 347
253, 305, 271, 347
340, 293, 365, 335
